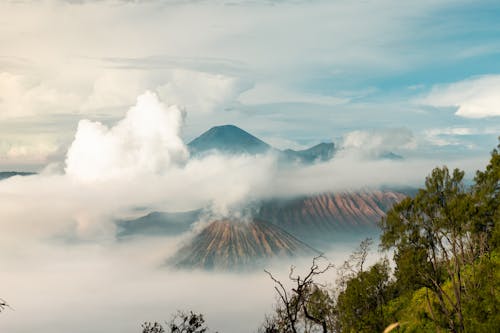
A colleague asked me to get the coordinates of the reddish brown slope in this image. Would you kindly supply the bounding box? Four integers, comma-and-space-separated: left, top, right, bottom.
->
171, 218, 316, 270
258, 191, 407, 234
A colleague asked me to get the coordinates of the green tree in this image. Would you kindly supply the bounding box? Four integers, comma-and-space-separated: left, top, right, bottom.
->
472, 138, 500, 251
380, 166, 472, 332
336, 259, 392, 333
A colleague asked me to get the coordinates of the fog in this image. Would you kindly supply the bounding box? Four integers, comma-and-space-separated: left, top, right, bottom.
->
1, 232, 378, 333
0, 91, 488, 332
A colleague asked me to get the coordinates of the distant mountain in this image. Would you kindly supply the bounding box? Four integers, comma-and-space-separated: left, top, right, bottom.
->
188, 124, 271, 156
169, 218, 317, 270
188, 124, 337, 164
282, 142, 336, 164
258, 190, 407, 245
379, 152, 403, 160
0, 171, 36, 181
116, 210, 202, 238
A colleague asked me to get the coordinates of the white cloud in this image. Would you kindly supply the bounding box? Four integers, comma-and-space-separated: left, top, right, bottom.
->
0, 142, 58, 164
421, 75, 500, 118
238, 83, 348, 106
65, 91, 189, 182
340, 128, 416, 157
81, 70, 149, 110
422, 126, 500, 148
0, 72, 82, 118
156, 69, 250, 114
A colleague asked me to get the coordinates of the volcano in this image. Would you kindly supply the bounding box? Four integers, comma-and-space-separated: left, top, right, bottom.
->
170, 218, 317, 270
188, 124, 271, 156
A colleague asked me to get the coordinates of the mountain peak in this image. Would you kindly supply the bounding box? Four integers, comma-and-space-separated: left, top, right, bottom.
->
188, 124, 271, 156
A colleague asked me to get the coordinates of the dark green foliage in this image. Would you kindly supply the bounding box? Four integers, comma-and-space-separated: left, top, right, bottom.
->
336, 260, 392, 333
141, 311, 212, 333
0, 299, 8, 313
142, 322, 165, 333
169, 311, 209, 333
472, 139, 500, 250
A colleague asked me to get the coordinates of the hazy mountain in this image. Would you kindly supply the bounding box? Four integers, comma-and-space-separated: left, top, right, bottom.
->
379, 151, 403, 160
188, 124, 271, 156
0, 171, 36, 181
170, 218, 317, 270
187, 124, 337, 164
281, 142, 336, 164
116, 210, 201, 238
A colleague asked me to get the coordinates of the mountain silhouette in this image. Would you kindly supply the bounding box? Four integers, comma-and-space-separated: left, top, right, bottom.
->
188, 124, 337, 163
188, 124, 271, 156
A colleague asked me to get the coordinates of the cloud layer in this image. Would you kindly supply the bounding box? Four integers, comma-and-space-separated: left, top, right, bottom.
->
421, 75, 500, 118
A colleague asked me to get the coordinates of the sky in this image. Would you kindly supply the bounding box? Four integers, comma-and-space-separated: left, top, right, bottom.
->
0, 0, 499, 170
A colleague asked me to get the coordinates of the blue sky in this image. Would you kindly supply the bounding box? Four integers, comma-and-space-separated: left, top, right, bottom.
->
0, 0, 499, 170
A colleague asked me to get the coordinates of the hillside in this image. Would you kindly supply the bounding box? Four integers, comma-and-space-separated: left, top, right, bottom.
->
258, 191, 407, 243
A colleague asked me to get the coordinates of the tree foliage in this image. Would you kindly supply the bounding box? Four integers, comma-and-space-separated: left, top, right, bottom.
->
142, 311, 213, 333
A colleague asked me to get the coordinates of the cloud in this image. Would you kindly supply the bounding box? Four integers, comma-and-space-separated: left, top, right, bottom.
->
65, 91, 189, 182
81, 70, 150, 110
157, 69, 250, 114
340, 128, 416, 157
0, 72, 82, 118
0, 141, 58, 165
422, 126, 500, 148
238, 83, 348, 106
421, 75, 500, 118
0, 233, 355, 333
